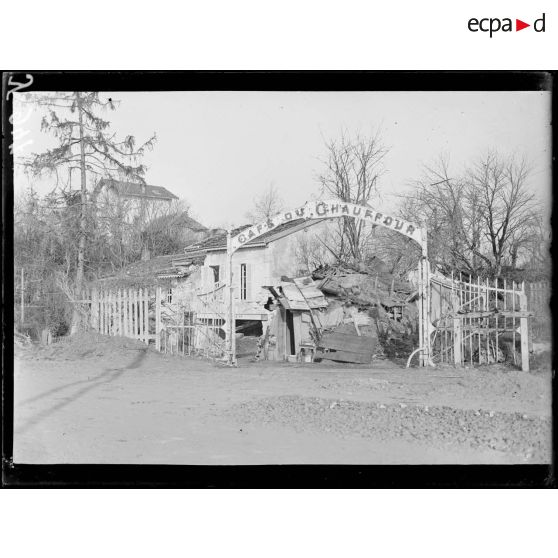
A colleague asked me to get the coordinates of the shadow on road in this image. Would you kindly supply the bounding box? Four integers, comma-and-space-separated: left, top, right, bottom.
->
15, 349, 148, 435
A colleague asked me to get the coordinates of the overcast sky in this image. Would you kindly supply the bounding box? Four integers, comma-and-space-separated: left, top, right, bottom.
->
14, 90, 552, 229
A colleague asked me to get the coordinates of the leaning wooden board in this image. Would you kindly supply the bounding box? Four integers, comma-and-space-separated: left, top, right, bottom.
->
316, 332, 374, 364
316, 349, 372, 364
318, 332, 374, 352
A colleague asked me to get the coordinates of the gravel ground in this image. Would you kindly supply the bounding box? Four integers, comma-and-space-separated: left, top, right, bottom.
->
12, 334, 553, 464
225, 395, 551, 461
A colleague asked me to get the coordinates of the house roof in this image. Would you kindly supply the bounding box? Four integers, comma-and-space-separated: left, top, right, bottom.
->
99, 178, 178, 201
93, 253, 195, 287
183, 218, 324, 257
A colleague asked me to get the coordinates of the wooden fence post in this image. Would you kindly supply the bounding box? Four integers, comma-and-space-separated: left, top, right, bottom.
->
145, 289, 150, 345
453, 316, 462, 366
100, 291, 105, 335
126, 288, 131, 338
117, 289, 122, 336
109, 291, 113, 335
105, 291, 109, 335
122, 289, 128, 337
155, 286, 161, 351
133, 289, 138, 339
519, 288, 530, 372
138, 288, 144, 343
91, 288, 99, 332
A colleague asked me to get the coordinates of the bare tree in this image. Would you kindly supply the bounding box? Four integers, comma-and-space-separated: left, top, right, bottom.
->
139, 199, 202, 258
468, 152, 539, 276
317, 131, 387, 263
245, 183, 285, 223
404, 155, 479, 273
294, 226, 336, 274
406, 152, 542, 277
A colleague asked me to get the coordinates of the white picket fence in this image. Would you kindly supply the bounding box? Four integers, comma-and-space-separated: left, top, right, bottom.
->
82, 286, 226, 357
86, 287, 161, 348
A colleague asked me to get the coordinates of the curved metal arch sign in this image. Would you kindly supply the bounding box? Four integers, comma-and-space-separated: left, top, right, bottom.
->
230, 198, 425, 253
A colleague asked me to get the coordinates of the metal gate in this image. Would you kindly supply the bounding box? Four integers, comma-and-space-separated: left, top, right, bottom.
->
431, 273, 531, 370
159, 282, 227, 359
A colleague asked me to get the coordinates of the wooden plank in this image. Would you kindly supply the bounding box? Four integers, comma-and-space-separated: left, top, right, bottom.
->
318, 349, 371, 364
100, 291, 105, 334
104, 291, 108, 335
453, 317, 462, 366
277, 307, 286, 359
98, 291, 102, 334
110, 291, 114, 335
480, 275, 488, 364
91, 288, 98, 331
133, 289, 138, 339
292, 312, 302, 353
129, 289, 134, 337
127, 289, 132, 338
512, 281, 517, 364
139, 288, 144, 342
485, 276, 489, 363
144, 289, 150, 345
494, 276, 499, 364
155, 286, 161, 351
281, 283, 307, 302
519, 290, 530, 372
146, 289, 150, 344
453, 311, 532, 319
106, 291, 111, 335
317, 332, 373, 353
112, 291, 117, 335
132, 288, 136, 338
117, 290, 122, 336
123, 289, 128, 337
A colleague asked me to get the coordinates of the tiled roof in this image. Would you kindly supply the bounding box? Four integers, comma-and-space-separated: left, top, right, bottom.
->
99, 178, 178, 201
93, 253, 192, 287
183, 218, 323, 256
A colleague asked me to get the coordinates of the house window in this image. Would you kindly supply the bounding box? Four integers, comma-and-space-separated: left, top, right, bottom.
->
210, 265, 220, 283
240, 263, 248, 300
166, 288, 173, 303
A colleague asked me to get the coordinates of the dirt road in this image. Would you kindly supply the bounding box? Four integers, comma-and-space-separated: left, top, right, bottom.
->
13, 335, 552, 464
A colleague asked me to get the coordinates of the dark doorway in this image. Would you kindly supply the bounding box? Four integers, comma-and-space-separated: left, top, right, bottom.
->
285, 310, 296, 356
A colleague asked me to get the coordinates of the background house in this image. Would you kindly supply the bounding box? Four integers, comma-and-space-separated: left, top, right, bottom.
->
95, 178, 179, 223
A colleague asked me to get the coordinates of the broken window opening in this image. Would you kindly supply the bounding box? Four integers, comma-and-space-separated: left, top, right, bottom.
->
209, 265, 220, 283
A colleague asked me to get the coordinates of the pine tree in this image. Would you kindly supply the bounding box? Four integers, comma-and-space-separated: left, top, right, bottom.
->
24, 92, 156, 332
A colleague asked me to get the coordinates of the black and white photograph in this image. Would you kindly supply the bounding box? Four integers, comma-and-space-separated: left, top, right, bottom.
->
4, 73, 553, 474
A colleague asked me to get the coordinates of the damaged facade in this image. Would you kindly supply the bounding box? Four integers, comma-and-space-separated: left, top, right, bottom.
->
144, 218, 422, 364
257, 264, 419, 364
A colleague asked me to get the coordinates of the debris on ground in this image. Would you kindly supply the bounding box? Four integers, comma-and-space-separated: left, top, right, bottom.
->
225, 395, 551, 461
311, 262, 418, 363
256, 261, 421, 364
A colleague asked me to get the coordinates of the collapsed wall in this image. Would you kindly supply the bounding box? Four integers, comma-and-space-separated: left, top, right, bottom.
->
256, 262, 420, 364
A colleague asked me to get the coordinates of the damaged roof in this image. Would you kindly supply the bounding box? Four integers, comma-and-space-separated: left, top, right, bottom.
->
264, 277, 328, 311
92, 253, 196, 287
99, 178, 178, 201
183, 218, 324, 257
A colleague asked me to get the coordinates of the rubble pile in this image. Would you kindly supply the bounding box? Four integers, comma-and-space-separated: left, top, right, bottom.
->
255, 260, 422, 364
310, 263, 419, 362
